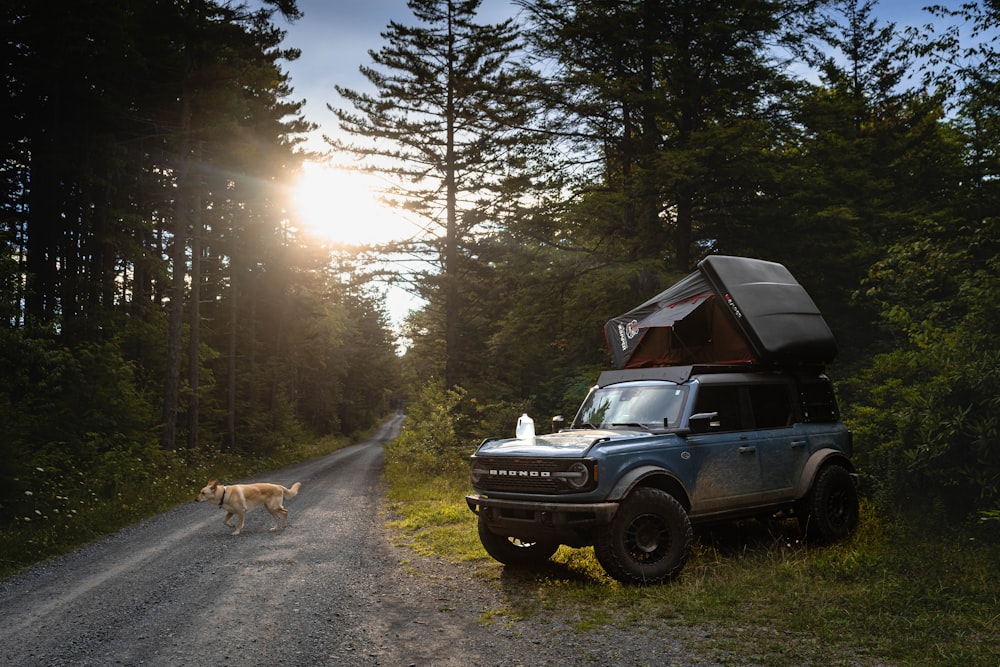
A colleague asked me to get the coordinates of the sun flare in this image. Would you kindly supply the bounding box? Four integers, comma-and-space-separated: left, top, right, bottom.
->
293, 161, 404, 246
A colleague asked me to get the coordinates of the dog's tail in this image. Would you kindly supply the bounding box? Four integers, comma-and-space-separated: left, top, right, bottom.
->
283, 482, 302, 498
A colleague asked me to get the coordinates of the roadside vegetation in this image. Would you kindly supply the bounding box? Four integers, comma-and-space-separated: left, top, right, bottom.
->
384, 383, 1000, 667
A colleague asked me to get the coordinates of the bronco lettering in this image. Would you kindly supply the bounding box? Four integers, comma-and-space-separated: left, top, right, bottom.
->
490, 469, 550, 478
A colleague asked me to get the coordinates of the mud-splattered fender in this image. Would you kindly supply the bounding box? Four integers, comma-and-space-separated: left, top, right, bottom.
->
606, 465, 691, 510
794, 448, 857, 499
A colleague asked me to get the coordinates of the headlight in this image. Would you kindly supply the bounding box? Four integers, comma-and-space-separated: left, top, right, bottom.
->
564, 461, 590, 489
470, 465, 484, 484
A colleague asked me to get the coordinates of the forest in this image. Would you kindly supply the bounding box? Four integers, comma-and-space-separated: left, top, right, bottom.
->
1, 0, 998, 571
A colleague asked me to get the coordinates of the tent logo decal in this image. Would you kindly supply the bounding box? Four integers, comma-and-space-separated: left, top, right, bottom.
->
616, 319, 640, 351
723, 293, 744, 320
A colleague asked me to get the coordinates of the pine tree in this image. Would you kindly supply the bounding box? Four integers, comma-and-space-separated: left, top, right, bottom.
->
521, 0, 795, 271
778, 0, 956, 353
159, 0, 309, 449
330, 0, 538, 388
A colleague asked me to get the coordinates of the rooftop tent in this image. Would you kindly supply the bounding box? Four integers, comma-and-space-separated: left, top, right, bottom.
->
604, 256, 837, 369
604, 270, 755, 368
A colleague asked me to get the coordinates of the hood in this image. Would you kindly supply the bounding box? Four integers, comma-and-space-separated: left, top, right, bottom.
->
474, 429, 641, 457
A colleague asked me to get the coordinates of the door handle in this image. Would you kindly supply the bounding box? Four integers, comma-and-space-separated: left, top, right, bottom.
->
791, 440, 806, 449
739, 446, 757, 454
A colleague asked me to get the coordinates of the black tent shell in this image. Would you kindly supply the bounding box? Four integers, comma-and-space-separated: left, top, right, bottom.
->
604, 256, 837, 370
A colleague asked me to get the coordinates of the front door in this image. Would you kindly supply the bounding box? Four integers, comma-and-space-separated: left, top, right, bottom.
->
685, 384, 762, 513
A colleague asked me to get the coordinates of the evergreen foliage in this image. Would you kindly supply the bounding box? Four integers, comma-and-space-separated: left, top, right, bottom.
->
0, 0, 402, 547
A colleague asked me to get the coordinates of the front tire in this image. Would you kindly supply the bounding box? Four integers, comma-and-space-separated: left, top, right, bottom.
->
594, 487, 692, 585
801, 463, 859, 543
477, 513, 559, 566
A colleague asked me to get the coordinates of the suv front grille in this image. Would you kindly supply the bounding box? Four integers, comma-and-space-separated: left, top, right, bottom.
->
470, 456, 593, 494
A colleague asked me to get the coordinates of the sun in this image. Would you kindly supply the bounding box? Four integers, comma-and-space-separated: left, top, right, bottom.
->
292, 161, 405, 246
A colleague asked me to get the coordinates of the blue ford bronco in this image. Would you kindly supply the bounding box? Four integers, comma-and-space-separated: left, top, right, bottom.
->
466, 256, 860, 584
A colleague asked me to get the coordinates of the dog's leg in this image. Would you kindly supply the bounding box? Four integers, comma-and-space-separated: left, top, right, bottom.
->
223, 512, 235, 528
267, 506, 288, 531
231, 511, 245, 536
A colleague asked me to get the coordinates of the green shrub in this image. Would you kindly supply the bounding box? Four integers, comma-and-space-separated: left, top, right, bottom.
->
388, 379, 468, 477
848, 219, 1000, 526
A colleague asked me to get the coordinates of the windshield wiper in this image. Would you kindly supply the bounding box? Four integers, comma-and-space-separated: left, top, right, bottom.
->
611, 422, 651, 431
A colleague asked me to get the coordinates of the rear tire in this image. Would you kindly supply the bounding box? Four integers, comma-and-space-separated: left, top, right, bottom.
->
801, 464, 859, 543
477, 513, 558, 566
594, 487, 692, 585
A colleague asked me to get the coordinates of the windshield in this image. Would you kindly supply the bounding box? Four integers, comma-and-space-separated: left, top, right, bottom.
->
573, 383, 688, 430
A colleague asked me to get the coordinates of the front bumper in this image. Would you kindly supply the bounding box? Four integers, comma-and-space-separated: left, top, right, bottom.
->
466, 494, 619, 546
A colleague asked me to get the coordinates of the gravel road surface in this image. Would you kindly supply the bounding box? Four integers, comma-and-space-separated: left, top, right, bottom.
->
0, 415, 733, 667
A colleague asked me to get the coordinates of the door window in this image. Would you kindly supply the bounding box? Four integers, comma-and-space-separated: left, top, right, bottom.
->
748, 383, 793, 428
692, 385, 746, 432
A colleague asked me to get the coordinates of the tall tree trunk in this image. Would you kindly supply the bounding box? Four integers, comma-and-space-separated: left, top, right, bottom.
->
25, 112, 60, 325
187, 149, 202, 450
227, 268, 237, 451
443, 1, 459, 388
675, 191, 693, 271
161, 94, 191, 451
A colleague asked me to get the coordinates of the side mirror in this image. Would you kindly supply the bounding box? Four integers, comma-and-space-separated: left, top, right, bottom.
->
551, 415, 566, 433
687, 411, 719, 434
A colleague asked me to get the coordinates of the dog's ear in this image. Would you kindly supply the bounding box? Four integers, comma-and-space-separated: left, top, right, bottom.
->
209, 479, 218, 489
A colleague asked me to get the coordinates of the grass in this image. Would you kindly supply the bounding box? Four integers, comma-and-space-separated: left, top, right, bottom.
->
384, 465, 485, 562
384, 460, 1000, 667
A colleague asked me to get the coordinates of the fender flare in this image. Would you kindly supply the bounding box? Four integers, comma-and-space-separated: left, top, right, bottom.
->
606, 465, 691, 510
795, 448, 856, 499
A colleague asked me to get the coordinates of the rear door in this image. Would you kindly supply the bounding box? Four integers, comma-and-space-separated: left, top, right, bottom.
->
749, 380, 809, 502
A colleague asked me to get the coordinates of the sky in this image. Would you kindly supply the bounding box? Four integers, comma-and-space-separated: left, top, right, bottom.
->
277, 0, 518, 153
271, 0, 971, 328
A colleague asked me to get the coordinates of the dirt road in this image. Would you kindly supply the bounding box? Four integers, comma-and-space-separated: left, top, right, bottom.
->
0, 416, 513, 666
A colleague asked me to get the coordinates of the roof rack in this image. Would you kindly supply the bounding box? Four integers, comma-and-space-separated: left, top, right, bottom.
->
596, 362, 827, 386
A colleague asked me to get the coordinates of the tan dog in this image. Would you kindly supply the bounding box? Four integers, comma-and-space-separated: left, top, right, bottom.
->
196, 479, 301, 535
